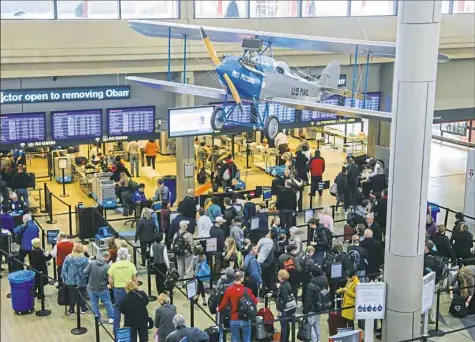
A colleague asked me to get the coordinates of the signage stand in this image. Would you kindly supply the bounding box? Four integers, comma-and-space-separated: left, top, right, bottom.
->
421, 272, 436, 341
355, 282, 386, 342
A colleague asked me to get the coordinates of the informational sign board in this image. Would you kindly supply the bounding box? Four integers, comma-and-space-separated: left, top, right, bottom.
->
186, 279, 197, 299
355, 283, 386, 320
47, 230, 60, 245
58, 157, 68, 170
184, 163, 194, 178
115, 327, 132, 342
205, 237, 217, 253
422, 272, 436, 314
304, 209, 314, 223
330, 262, 343, 279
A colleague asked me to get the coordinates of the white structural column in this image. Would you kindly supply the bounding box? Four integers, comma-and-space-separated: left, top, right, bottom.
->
383, 1, 442, 341
175, 72, 196, 202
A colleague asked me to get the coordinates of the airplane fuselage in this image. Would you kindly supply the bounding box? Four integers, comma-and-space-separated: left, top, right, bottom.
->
216, 56, 323, 103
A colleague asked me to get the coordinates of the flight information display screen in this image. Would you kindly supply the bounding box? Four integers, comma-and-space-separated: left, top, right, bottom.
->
344, 92, 381, 111
258, 103, 296, 123
51, 109, 102, 141
301, 93, 381, 122
0, 112, 46, 144
169, 106, 214, 138
107, 106, 155, 136
215, 102, 252, 127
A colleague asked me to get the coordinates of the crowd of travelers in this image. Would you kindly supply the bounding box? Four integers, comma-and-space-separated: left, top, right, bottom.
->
0, 147, 474, 342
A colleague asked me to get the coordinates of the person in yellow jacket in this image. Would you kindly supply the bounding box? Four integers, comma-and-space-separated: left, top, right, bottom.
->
336, 270, 360, 329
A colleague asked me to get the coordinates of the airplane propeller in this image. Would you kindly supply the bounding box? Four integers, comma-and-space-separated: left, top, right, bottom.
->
200, 27, 244, 111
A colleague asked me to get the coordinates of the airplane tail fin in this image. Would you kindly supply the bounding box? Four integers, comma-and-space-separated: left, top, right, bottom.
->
317, 60, 341, 89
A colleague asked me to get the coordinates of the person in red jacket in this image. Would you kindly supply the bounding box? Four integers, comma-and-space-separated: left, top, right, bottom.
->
308, 150, 326, 196
50, 232, 74, 286
217, 271, 258, 342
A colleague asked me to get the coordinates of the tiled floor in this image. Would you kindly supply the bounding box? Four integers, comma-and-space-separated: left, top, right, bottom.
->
1, 139, 473, 342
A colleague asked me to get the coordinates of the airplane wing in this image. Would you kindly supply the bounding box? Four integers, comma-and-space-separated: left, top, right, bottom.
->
264, 97, 392, 122
129, 20, 449, 62
126, 76, 226, 100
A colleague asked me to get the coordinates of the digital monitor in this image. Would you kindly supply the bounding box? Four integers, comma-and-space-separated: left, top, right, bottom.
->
258, 103, 296, 124
51, 109, 102, 141
168, 106, 214, 138
344, 92, 381, 111
107, 106, 155, 137
0, 112, 46, 144
262, 187, 272, 201
215, 102, 252, 127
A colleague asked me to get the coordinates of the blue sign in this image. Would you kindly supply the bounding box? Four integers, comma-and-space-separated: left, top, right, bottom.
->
1, 86, 131, 104
115, 327, 132, 342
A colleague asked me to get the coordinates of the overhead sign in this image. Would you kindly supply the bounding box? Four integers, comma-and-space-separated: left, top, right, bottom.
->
355, 283, 386, 320
1, 86, 130, 104
422, 272, 436, 314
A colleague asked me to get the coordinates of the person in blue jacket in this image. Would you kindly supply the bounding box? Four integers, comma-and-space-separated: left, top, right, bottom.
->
14, 213, 39, 263
132, 183, 147, 203
208, 196, 222, 223
243, 244, 262, 297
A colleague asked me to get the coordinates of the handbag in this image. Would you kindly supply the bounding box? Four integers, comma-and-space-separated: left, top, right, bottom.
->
284, 294, 297, 312
297, 319, 311, 342
330, 182, 337, 197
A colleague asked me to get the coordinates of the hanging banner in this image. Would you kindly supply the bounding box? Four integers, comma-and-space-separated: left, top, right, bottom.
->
1, 86, 130, 104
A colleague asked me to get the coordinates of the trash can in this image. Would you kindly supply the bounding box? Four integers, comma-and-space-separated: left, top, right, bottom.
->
162, 175, 177, 206
427, 202, 440, 223
8, 270, 35, 314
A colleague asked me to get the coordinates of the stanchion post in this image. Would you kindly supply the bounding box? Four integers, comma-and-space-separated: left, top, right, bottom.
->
190, 298, 195, 327
147, 260, 157, 302
46, 192, 56, 224
67, 205, 76, 239
133, 247, 137, 268
51, 258, 57, 284
94, 315, 101, 342
60, 168, 69, 198
444, 210, 449, 227
331, 205, 335, 219
169, 289, 174, 305
35, 271, 51, 317
42, 183, 48, 213
71, 287, 87, 335
291, 315, 296, 342
428, 289, 445, 337
209, 254, 214, 290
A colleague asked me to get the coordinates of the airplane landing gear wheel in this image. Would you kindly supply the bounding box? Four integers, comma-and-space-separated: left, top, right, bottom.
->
264, 115, 279, 141
211, 107, 225, 131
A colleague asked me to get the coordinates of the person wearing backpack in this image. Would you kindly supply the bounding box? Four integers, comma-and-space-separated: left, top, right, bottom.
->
223, 197, 237, 237
173, 220, 194, 286
150, 232, 170, 295
276, 269, 297, 342
194, 246, 210, 306
243, 245, 262, 297
223, 237, 243, 270
303, 264, 330, 342
309, 218, 331, 267
347, 235, 369, 278
13, 213, 39, 263
218, 271, 258, 342
229, 216, 245, 250
213, 268, 235, 342
299, 246, 316, 302
279, 245, 300, 299
448, 266, 475, 316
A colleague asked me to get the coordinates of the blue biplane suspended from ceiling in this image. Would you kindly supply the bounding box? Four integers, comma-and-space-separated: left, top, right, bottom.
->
126, 21, 449, 140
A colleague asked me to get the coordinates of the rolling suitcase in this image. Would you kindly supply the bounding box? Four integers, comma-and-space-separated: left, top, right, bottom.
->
328, 294, 347, 336
204, 326, 219, 342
